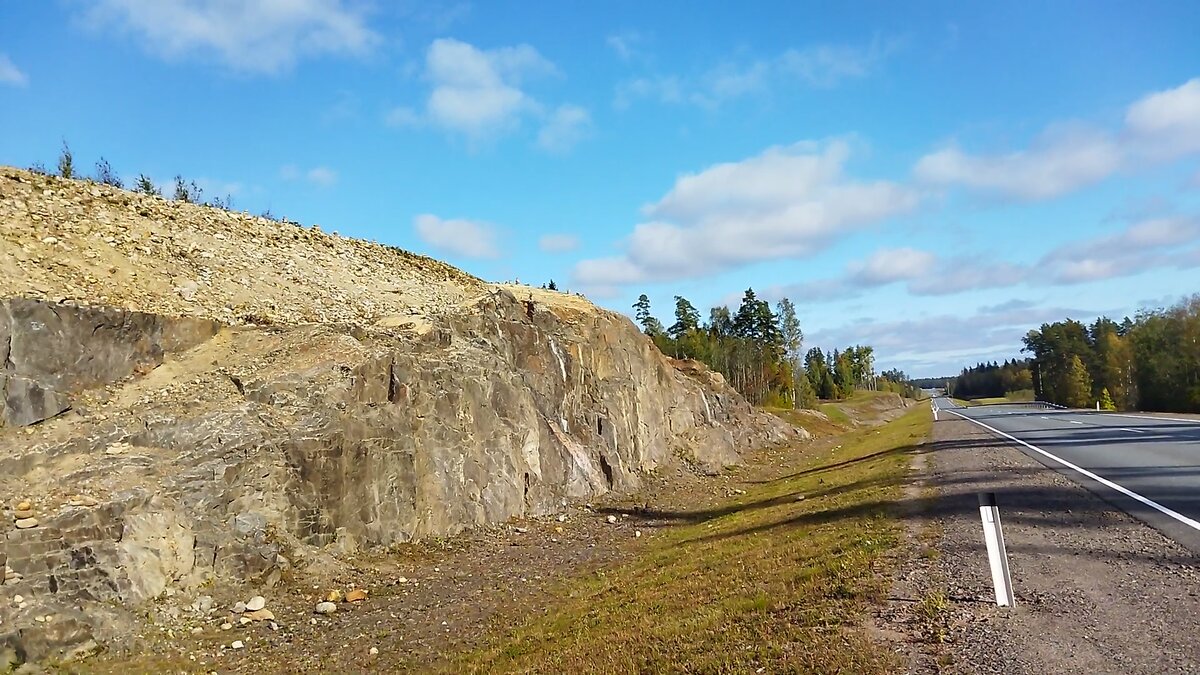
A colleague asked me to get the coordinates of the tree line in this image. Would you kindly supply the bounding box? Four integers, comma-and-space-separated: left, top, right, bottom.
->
1020, 295, 1200, 412
632, 289, 918, 408
946, 359, 1034, 399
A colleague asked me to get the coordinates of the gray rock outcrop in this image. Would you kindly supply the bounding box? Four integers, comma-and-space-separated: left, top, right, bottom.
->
0, 167, 804, 663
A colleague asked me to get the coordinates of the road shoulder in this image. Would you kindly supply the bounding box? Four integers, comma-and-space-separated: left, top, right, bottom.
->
879, 415, 1200, 674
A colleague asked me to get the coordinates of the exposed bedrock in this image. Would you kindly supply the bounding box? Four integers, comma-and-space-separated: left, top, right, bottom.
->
0, 292, 801, 661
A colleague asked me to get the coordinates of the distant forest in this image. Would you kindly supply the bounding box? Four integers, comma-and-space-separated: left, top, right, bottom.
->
632, 289, 918, 408
943, 295, 1199, 412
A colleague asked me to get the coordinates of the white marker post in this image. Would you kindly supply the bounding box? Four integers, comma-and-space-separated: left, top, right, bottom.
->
932, 401, 939, 421
978, 492, 1015, 607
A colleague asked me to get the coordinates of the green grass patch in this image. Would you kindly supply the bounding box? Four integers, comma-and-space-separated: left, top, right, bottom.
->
817, 402, 853, 426
449, 406, 932, 674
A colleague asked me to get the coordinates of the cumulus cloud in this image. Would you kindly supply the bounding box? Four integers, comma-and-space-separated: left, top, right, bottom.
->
848, 247, 935, 285
1040, 215, 1200, 283
391, 38, 588, 149
614, 36, 900, 109
1124, 78, 1200, 160
772, 213, 1200, 303
413, 214, 500, 258
914, 128, 1121, 200
538, 234, 580, 253
914, 78, 1200, 200
537, 104, 592, 153
0, 54, 27, 86
572, 140, 919, 286
80, 0, 379, 74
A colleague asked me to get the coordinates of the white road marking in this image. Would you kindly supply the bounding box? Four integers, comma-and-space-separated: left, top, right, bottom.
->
1069, 420, 1084, 425
945, 409, 1200, 533
1119, 428, 1145, 434
1090, 412, 1200, 424
1041, 416, 1051, 420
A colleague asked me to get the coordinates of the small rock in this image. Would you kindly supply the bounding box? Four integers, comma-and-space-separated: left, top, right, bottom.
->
15, 501, 31, 511
325, 589, 343, 603
245, 595, 265, 612
12, 595, 23, 604
41, 236, 58, 245
396, 576, 408, 584
231, 601, 246, 614
191, 627, 203, 635
345, 589, 368, 603
244, 609, 274, 622
314, 602, 336, 614
556, 514, 568, 523
369, 647, 379, 655
635, 530, 642, 538
13, 509, 34, 520
513, 527, 528, 534
794, 495, 806, 502
605, 515, 617, 524
231, 640, 244, 649
554, 526, 564, 534
14, 518, 38, 529
238, 617, 251, 626
220, 622, 233, 631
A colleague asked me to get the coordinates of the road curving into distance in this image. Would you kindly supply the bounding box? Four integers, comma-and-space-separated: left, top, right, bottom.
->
933, 397, 1200, 552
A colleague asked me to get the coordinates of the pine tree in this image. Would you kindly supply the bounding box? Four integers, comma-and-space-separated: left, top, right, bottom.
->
134, 174, 161, 196
1099, 388, 1117, 411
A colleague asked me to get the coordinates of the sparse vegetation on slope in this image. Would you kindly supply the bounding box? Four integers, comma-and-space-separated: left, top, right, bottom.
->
449, 405, 930, 673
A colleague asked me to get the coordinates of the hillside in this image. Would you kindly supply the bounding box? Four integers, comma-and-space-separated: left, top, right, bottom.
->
0, 167, 802, 664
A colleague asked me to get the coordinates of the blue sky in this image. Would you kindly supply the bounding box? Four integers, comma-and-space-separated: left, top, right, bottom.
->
1, 1, 1199, 376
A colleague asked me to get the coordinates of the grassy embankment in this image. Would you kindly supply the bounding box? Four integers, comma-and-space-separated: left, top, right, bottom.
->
450, 404, 931, 673
966, 389, 1036, 406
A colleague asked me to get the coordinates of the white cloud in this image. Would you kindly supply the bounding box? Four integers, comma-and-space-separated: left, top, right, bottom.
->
413, 214, 500, 259
0, 54, 27, 86
848, 247, 935, 285
606, 31, 646, 62
81, 0, 379, 74
306, 166, 337, 187
395, 38, 585, 147
777, 35, 902, 88
914, 78, 1200, 201
914, 128, 1121, 200
538, 234, 580, 253
572, 140, 919, 286
281, 164, 337, 187
614, 36, 899, 110
1124, 78, 1200, 160
423, 38, 554, 138
537, 104, 592, 153
773, 213, 1200, 302
1040, 215, 1200, 283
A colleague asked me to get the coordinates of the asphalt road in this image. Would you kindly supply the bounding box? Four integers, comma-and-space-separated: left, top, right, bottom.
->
933, 397, 1200, 552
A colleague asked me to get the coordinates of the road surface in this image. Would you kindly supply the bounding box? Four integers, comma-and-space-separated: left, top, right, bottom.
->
933, 397, 1200, 551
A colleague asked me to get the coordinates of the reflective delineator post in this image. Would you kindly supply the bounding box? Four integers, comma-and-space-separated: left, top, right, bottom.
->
978, 492, 1015, 607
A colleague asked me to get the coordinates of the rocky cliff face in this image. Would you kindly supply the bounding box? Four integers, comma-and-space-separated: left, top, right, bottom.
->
0, 168, 801, 662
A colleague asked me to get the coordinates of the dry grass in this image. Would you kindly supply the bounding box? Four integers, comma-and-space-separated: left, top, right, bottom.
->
449, 405, 932, 674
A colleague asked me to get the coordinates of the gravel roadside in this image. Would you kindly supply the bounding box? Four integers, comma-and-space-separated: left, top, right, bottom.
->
882, 415, 1200, 674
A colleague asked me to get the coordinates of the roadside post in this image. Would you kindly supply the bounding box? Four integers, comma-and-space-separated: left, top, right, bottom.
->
978, 492, 1015, 607
932, 401, 939, 421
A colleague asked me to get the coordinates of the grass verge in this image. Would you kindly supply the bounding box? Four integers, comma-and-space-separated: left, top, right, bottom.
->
448, 405, 932, 673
